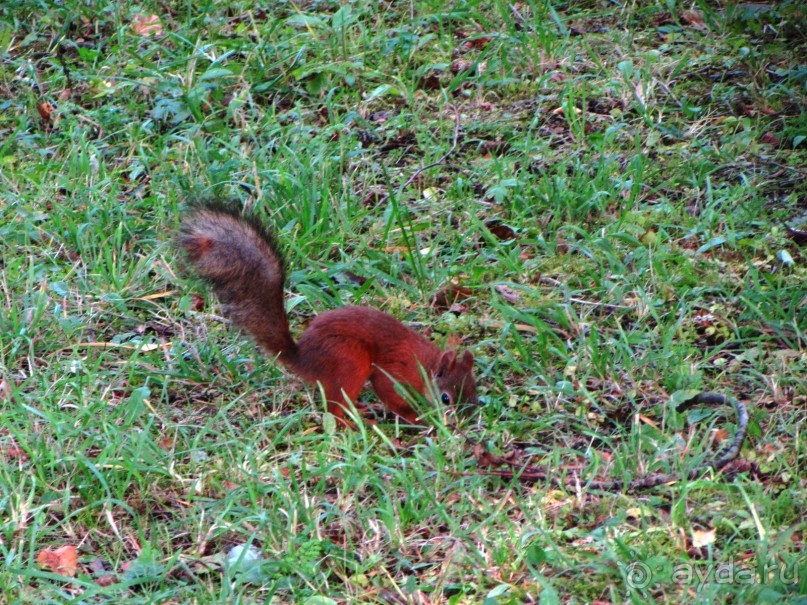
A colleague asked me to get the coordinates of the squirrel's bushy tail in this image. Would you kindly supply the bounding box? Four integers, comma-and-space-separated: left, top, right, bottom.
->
178, 203, 297, 359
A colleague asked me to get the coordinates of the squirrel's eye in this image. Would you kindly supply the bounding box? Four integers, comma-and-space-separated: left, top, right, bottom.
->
441, 392, 451, 405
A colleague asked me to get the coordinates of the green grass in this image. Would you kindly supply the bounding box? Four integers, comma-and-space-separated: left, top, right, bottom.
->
1, 0, 805, 602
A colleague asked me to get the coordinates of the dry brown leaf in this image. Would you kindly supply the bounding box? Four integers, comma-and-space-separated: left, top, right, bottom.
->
86, 558, 105, 574
519, 247, 535, 261
361, 187, 386, 207
4, 445, 29, 462
96, 574, 118, 587
37, 545, 79, 577
417, 72, 441, 91
86, 558, 117, 585
652, 12, 675, 26
494, 284, 521, 304
132, 14, 163, 36
37, 102, 54, 122
451, 59, 475, 74
461, 36, 492, 51
0, 378, 11, 401
713, 428, 730, 445
190, 293, 205, 311
431, 280, 472, 309
681, 9, 707, 29
760, 131, 780, 147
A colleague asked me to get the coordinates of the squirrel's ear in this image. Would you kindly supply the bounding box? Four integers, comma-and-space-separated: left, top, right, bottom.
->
437, 350, 457, 376
461, 350, 474, 367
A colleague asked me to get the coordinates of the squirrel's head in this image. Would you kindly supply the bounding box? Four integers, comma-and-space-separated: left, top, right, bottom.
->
434, 349, 478, 408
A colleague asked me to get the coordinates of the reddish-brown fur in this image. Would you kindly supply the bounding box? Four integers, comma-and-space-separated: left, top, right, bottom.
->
179, 202, 478, 426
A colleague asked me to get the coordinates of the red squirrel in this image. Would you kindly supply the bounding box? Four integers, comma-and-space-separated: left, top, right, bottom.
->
178, 202, 478, 427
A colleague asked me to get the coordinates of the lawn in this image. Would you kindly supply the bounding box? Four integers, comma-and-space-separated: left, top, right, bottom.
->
0, 0, 805, 603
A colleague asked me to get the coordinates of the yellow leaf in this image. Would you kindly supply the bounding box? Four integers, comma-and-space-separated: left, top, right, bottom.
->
692, 528, 716, 548
37, 545, 79, 577
132, 15, 163, 36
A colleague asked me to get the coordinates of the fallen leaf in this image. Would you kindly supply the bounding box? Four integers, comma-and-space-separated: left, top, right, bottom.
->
37, 545, 79, 577
495, 284, 521, 304
341, 271, 367, 286
485, 219, 517, 241
37, 102, 54, 122
132, 14, 163, 36
416, 72, 441, 91
4, 445, 29, 462
86, 558, 118, 585
431, 280, 472, 309
191, 293, 205, 311
712, 428, 730, 445
760, 131, 780, 147
625, 506, 644, 519
361, 187, 386, 207
461, 36, 493, 51
680, 9, 707, 29
652, 12, 675, 26
96, 574, 118, 587
0, 378, 11, 401
481, 139, 510, 156
519, 247, 535, 261
451, 59, 475, 74
692, 528, 716, 548
422, 187, 439, 200
369, 110, 391, 124
87, 558, 106, 574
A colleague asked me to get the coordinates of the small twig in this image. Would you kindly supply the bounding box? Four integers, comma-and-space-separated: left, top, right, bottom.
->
655, 78, 684, 109
566, 297, 635, 310
539, 277, 636, 310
